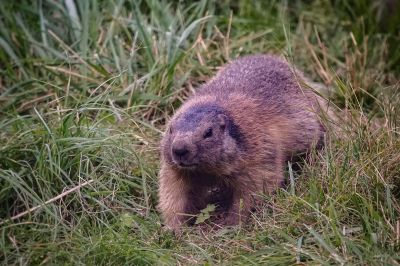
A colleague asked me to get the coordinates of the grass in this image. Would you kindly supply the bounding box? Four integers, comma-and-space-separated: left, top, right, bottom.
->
0, 0, 399, 264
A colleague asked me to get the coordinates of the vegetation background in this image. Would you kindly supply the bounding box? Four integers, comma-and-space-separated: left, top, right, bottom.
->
0, 0, 399, 264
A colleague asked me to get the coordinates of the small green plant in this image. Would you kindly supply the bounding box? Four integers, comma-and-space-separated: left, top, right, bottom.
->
195, 204, 217, 225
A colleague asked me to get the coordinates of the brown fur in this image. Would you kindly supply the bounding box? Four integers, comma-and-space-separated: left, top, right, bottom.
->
158, 54, 324, 232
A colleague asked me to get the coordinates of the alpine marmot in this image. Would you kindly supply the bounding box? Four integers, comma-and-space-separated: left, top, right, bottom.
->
158, 54, 325, 232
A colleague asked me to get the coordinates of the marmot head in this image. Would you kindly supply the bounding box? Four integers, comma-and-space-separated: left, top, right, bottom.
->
162, 103, 245, 174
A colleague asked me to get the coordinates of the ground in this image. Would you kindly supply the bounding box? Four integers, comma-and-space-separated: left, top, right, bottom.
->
0, 1, 399, 265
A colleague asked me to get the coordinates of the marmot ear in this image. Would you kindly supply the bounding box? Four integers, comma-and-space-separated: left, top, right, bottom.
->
217, 114, 227, 130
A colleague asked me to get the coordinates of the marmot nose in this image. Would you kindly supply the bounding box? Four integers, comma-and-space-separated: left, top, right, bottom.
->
173, 146, 189, 158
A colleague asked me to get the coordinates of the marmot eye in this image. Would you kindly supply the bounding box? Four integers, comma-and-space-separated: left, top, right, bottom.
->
203, 128, 213, 139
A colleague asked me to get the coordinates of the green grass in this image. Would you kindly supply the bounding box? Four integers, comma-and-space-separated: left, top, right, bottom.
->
1, 0, 399, 265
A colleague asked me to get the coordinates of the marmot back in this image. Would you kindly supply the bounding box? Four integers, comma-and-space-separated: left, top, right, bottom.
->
199, 55, 302, 98
158, 54, 324, 232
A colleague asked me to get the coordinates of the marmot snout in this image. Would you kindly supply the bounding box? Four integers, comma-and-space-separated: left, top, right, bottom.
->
158, 54, 325, 232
